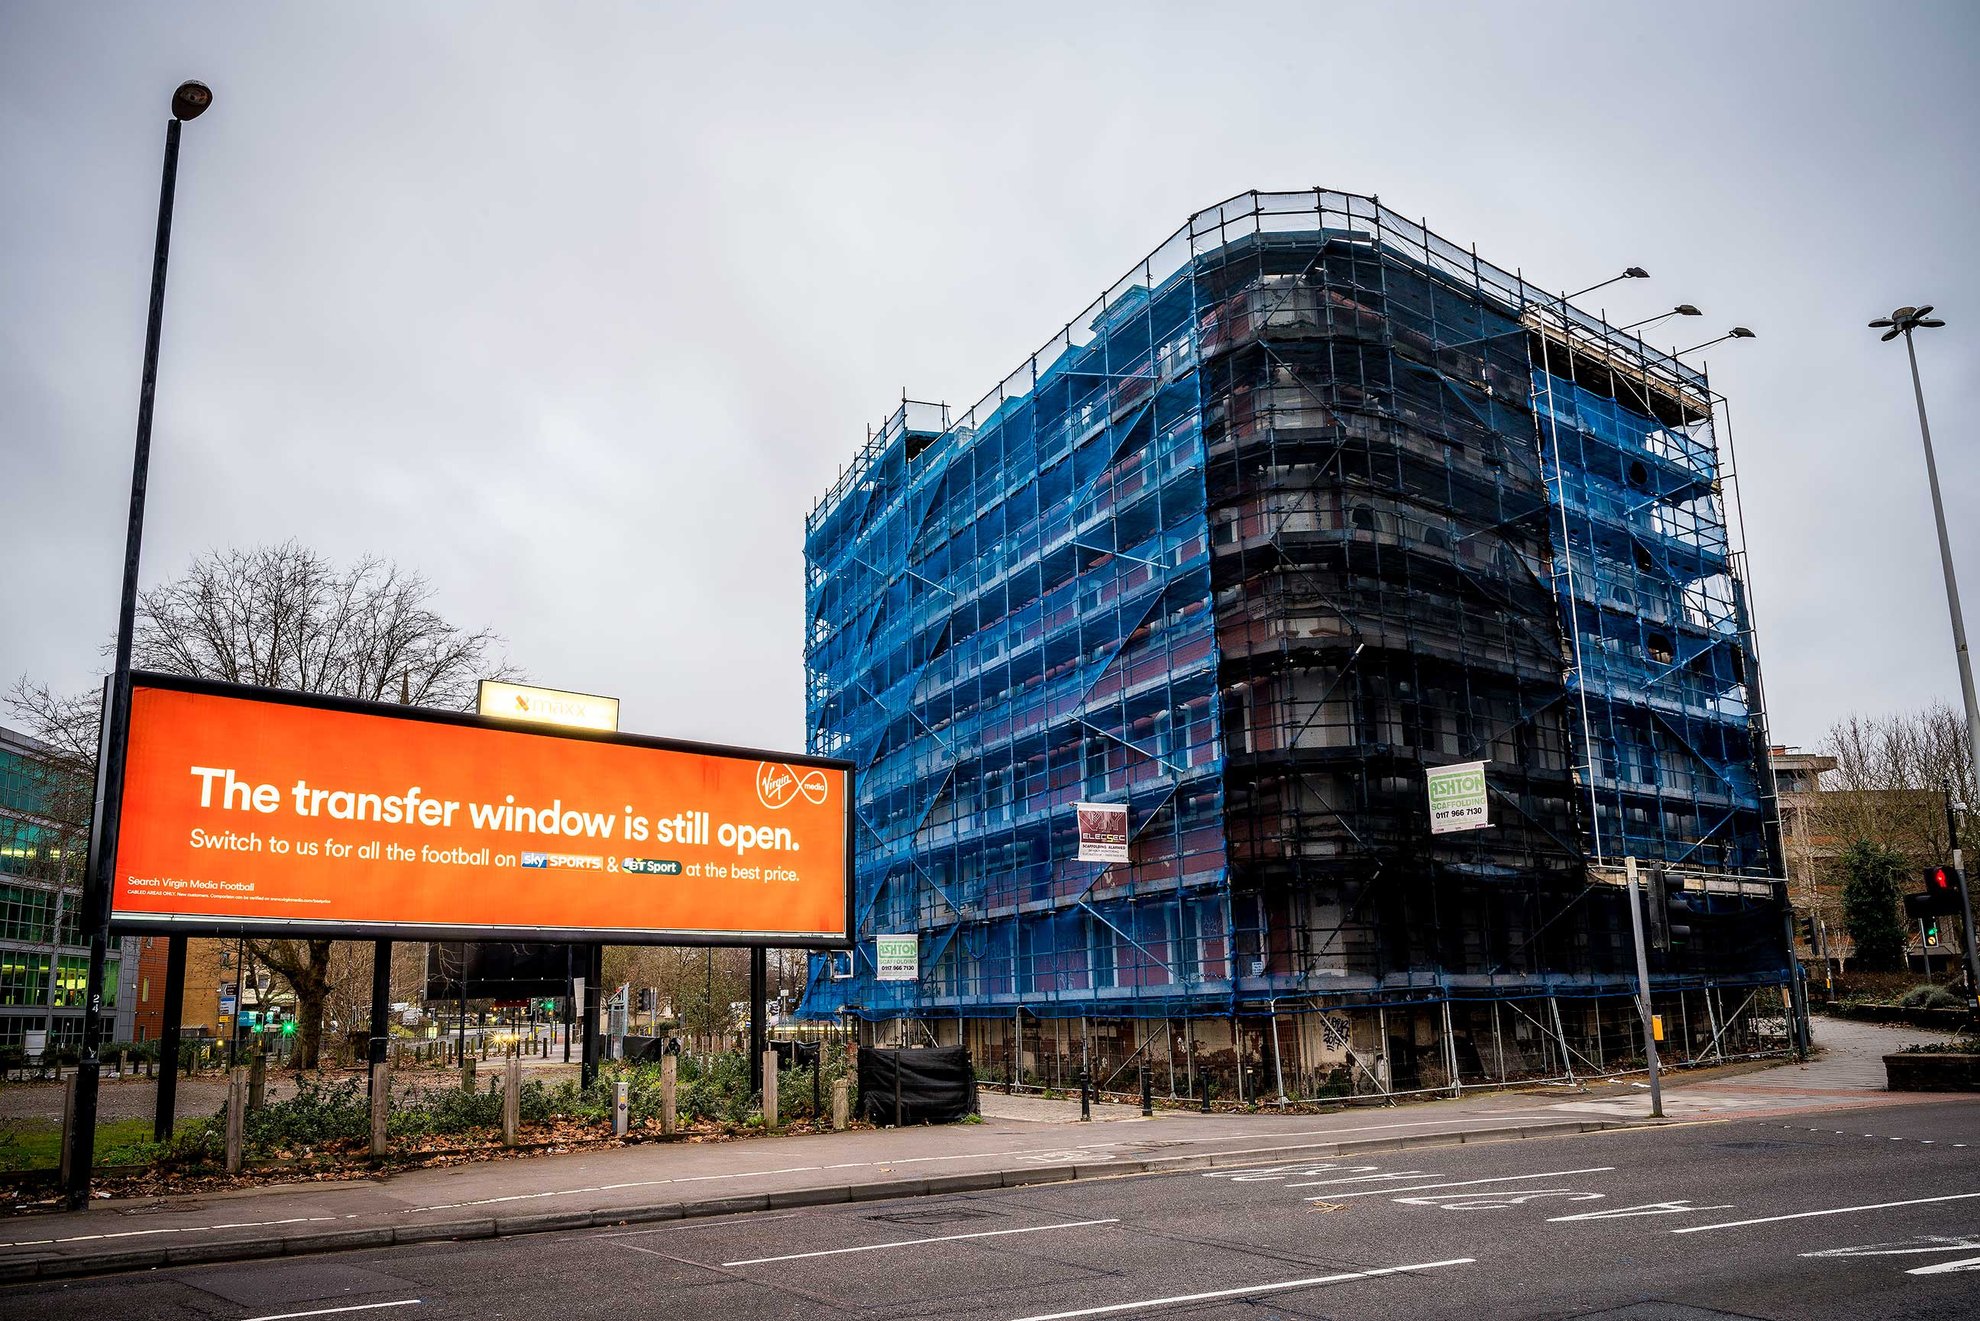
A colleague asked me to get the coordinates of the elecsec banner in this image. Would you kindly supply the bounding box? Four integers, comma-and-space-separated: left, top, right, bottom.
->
108, 675, 852, 944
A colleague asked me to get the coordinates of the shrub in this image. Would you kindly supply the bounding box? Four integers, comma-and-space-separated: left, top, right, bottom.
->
1898, 984, 1964, 1011
246, 1075, 369, 1151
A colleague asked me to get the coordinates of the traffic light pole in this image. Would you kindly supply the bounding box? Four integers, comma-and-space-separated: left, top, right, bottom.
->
1948, 798, 1980, 1012
1623, 856, 1664, 1118
1900, 325, 1980, 1014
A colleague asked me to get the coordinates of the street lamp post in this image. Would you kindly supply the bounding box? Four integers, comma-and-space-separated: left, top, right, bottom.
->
64, 80, 212, 1211
1679, 327, 1756, 355
1871, 304, 1980, 1009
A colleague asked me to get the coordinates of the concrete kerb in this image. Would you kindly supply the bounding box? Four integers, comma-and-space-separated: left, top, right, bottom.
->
4, 1116, 1649, 1283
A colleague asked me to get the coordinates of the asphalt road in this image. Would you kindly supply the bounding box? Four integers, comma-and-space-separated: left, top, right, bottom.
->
8, 1099, 1979, 1320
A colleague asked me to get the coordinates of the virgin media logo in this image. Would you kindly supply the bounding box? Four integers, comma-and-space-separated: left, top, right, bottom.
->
757, 763, 831, 810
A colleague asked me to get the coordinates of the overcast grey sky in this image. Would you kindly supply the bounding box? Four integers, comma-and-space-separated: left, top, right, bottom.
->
3, 1, 1975, 754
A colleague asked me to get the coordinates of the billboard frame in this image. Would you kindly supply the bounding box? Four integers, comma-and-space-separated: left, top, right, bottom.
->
104, 670, 856, 948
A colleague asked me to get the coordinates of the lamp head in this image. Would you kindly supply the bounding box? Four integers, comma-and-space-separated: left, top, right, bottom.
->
1729, 327, 1755, 339
172, 80, 212, 121
1623, 267, 1650, 279
1674, 304, 1701, 316
1873, 305, 1946, 338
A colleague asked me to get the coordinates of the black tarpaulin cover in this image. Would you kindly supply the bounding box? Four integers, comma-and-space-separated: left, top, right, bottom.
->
857, 1046, 979, 1124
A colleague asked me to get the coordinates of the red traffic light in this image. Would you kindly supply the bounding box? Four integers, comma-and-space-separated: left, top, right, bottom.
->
1929, 867, 1952, 891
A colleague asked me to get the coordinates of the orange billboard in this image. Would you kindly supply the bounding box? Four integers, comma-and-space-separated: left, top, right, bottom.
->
108, 674, 852, 944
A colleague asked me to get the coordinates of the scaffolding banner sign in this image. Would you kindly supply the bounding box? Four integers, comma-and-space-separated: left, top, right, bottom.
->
874, 934, 918, 982
1426, 761, 1490, 834
1075, 802, 1130, 862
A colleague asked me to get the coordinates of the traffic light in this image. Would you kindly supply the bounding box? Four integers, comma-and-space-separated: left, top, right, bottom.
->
1663, 872, 1695, 952
1908, 866, 1966, 917
541, 999, 558, 1014
1924, 917, 1942, 948
1645, 867, 1672, 952
281, 1017, 297, 1036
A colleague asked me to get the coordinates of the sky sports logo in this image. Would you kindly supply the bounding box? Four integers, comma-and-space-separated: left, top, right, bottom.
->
756, 762, 830, 810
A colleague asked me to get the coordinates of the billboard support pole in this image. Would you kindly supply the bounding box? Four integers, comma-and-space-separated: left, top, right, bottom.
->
750, 946, 768, 1097
456, 943, 467, 1068
581, 944, 602, 1087
152, 934, 186, 1142
367, 940, 392, 1098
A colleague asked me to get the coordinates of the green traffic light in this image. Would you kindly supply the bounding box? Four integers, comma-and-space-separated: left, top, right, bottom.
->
281, 1019, 296, 1035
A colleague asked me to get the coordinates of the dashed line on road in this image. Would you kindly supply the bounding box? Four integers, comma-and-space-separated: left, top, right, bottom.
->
1006, 1257, 1477, 1321
1672, 1192, 1980, 1234
720, 1217, 1120, 1266
1307, 1166, 1616, 1201
241, 1303, 421, 1321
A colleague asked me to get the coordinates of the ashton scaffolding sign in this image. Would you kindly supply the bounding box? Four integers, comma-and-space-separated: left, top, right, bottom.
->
101, 672, 854, 946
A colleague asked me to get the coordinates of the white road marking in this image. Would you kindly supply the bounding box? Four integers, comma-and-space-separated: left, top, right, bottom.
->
242, 1303, 421, 1321
721, 1218, 1120, 1265
1309, 1167, 1616, 1201
1203, 1163, 1382, 1183
1284, 1171, 1426, 1189
1673, 1192, 1980, 1234
0, 1215, 343, 1249
1006, 1257, 1476, 1320
1397, 1189, 1602, 1210
1802, 1235, 1980, 1258
1908, 1255, 1980, 1275
1550, 1201, 1734, 1221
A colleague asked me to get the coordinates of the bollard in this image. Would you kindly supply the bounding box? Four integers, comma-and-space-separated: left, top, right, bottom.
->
660, 1054, 677, 1136
1200, 1073, 1211, 1113
763, 1049, 778, 1131
1141, 1063, 1153, 1116
461, 1055, 476, 1094
1078, 1068, 1091, 1121
831, 1078, 849, 1131
58, 1073, 78, 1189
370, 1062, 390, 1158
225, 1067, 246, 1174
502, 1058, 521, 1146
612, 1080, 628, 1138
812, 1048, 822, 1122
248, 1053, 267, 1112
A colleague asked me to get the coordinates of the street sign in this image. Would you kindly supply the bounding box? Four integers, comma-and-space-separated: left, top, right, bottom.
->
1426, 761, 1490, 834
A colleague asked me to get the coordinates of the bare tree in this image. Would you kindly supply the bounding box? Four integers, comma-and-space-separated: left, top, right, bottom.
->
1819, 704, 1973, 863
2, 681, 100, 889
8, 542, 521, 1069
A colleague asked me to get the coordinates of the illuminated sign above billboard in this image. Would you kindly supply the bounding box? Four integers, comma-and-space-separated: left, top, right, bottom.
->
476, 680, 620, 733
108, 674, 852, 945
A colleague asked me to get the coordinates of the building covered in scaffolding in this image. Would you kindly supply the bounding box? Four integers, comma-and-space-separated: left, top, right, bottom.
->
800, 190, 1792, 1101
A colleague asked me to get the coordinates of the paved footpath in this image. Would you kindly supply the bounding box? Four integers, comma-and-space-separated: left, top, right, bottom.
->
0, 1016, 1954, 1282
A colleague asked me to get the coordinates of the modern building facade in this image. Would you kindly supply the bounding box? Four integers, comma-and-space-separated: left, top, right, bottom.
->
800, 191, 1791, 1097
1, 723, 136, 1052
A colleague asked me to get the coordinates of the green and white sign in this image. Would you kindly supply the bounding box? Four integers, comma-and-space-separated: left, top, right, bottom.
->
874, 933, 919, 982
1426, 760, 1490, 834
